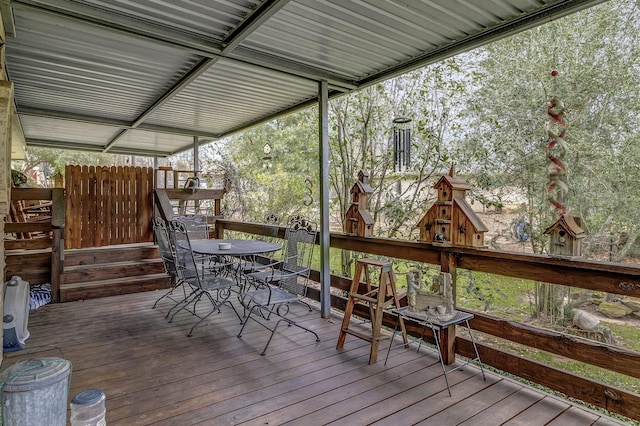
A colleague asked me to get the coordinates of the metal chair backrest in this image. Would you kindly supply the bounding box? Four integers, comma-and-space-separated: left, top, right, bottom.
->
175, 214, 209, 240
152, 217, 177, 279
169, 219, 203, 288
261, 213, 280, 240
279, 219, 317, 297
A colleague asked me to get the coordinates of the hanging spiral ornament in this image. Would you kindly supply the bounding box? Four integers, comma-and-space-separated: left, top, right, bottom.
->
303, 177, 314, 206
546, 72, 568, 214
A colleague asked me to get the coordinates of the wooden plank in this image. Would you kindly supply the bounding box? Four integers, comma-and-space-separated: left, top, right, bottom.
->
220, 220, 640, 298
87, 165, 96, 248
109, 166, 117, 245
59, 274, 171, 301
546, 406, 600, 426
51, 188, 64, 229
456, 339, 640, 420
4, 238, 52, 250
81, 165, 89, 247
504, 396, 570, 425
63, 243, 160, 266
10, 187, 53, 201
136, 167, 143, 241
416, 379, 522, 425
95, 166, 103, 247
466, 310, 640, 380
66, 165, 81, 248
103, 166, 110, 245
153, 189, 176, 222
4, 222, 52, 233
141, 167, 153, 242
62, 259, 165, 284
457, 387, 544, 425
51, 228, 62, 302
163, 188, 225, 201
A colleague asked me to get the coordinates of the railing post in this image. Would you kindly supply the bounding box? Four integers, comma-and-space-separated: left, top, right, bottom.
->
50, 187, 65, 303
215, 220, 225, 239
439, 251, 458, 364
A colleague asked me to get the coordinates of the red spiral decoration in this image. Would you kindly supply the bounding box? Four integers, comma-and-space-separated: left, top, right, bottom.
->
546, 93, 568, 214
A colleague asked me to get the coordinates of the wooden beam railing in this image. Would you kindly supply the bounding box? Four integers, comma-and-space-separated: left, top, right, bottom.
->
215, 218, 640, 420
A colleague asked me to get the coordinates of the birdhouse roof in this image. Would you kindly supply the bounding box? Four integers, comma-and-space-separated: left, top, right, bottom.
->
454, 198, 489, 232
543, 214, 585, 238
434, 174, 471, 191
352, 180, 373, 194
359, 209, 375, 224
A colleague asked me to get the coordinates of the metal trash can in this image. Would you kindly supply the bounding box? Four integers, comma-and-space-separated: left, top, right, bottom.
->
0, 357, 72, 426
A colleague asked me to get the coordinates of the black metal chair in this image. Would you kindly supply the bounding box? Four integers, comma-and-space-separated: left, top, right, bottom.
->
151, 217, 187, 311
238, 213, 282, 275
168, 219, 242, 336
237, 218, 320, 355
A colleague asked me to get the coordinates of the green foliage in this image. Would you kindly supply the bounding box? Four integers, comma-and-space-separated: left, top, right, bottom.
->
198, 110, 319, 222
455, 0, 640, 260
18, 147, 122, 178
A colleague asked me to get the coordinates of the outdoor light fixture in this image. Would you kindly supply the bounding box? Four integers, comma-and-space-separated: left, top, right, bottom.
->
393, 117, 412, 172
263, 143, 272, 160
262, 143, 272, 169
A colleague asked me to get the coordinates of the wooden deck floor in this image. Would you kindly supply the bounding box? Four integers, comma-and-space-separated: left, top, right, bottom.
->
1, 290, 627, 425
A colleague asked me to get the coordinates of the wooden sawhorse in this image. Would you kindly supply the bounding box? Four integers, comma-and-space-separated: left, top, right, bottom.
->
336, 258, 408, 363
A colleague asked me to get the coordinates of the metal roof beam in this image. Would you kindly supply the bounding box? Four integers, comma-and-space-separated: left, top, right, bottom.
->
103, 57, 220, 152
221, 0, 292, 54
18, 107, 222, 139
228, 48, 357, 91
26, 138, 173, 157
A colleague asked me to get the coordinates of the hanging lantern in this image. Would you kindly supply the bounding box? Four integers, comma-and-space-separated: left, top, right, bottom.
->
393, 117, 412, 171
262, 143, 272, 169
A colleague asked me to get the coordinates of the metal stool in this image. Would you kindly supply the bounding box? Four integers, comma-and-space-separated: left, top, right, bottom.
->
385, 307, 486, 396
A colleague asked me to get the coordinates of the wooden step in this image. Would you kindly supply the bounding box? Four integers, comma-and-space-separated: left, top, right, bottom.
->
60, 273, 171, 302
61, 259, 166, 284
64, 243, 160, 267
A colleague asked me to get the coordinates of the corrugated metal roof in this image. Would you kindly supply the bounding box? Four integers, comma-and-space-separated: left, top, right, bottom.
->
2, 0, 608, 158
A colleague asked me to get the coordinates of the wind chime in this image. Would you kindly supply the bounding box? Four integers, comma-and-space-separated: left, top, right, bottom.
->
393, 117, 412, 172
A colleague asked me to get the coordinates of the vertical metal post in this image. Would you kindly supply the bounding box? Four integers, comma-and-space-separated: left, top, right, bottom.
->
193, 136, 200, 213
319, 80, 331, 317
193, 136, 199, 173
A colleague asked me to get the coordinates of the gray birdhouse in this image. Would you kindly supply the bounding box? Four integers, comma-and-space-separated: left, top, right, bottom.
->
544, 214, 585, 257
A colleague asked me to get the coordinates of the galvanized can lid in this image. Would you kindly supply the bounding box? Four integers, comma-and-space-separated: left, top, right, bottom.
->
0, 357, 72, 392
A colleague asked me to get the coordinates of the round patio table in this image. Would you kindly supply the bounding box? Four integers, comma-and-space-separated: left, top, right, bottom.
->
189, 239, 281, 257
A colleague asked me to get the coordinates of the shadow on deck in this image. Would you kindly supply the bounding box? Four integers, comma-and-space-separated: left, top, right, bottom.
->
1, 291, 626, 425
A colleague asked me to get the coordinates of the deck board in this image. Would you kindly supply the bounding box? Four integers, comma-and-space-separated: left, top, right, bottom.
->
1, 290, 628, 425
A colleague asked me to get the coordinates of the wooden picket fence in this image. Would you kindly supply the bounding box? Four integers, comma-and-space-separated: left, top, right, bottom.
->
65, 165, 155, 249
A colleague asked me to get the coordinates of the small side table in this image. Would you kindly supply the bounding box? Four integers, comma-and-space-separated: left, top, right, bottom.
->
385, 307, 486, 396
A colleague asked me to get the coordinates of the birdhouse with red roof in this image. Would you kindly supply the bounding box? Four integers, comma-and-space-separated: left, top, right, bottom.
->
544, 214, 585, 257
417, 165, 488, 247
345, 169, 374, 237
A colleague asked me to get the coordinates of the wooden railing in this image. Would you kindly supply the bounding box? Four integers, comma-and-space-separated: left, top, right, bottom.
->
216, 219, 640, 421
4, 187, 64, 302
